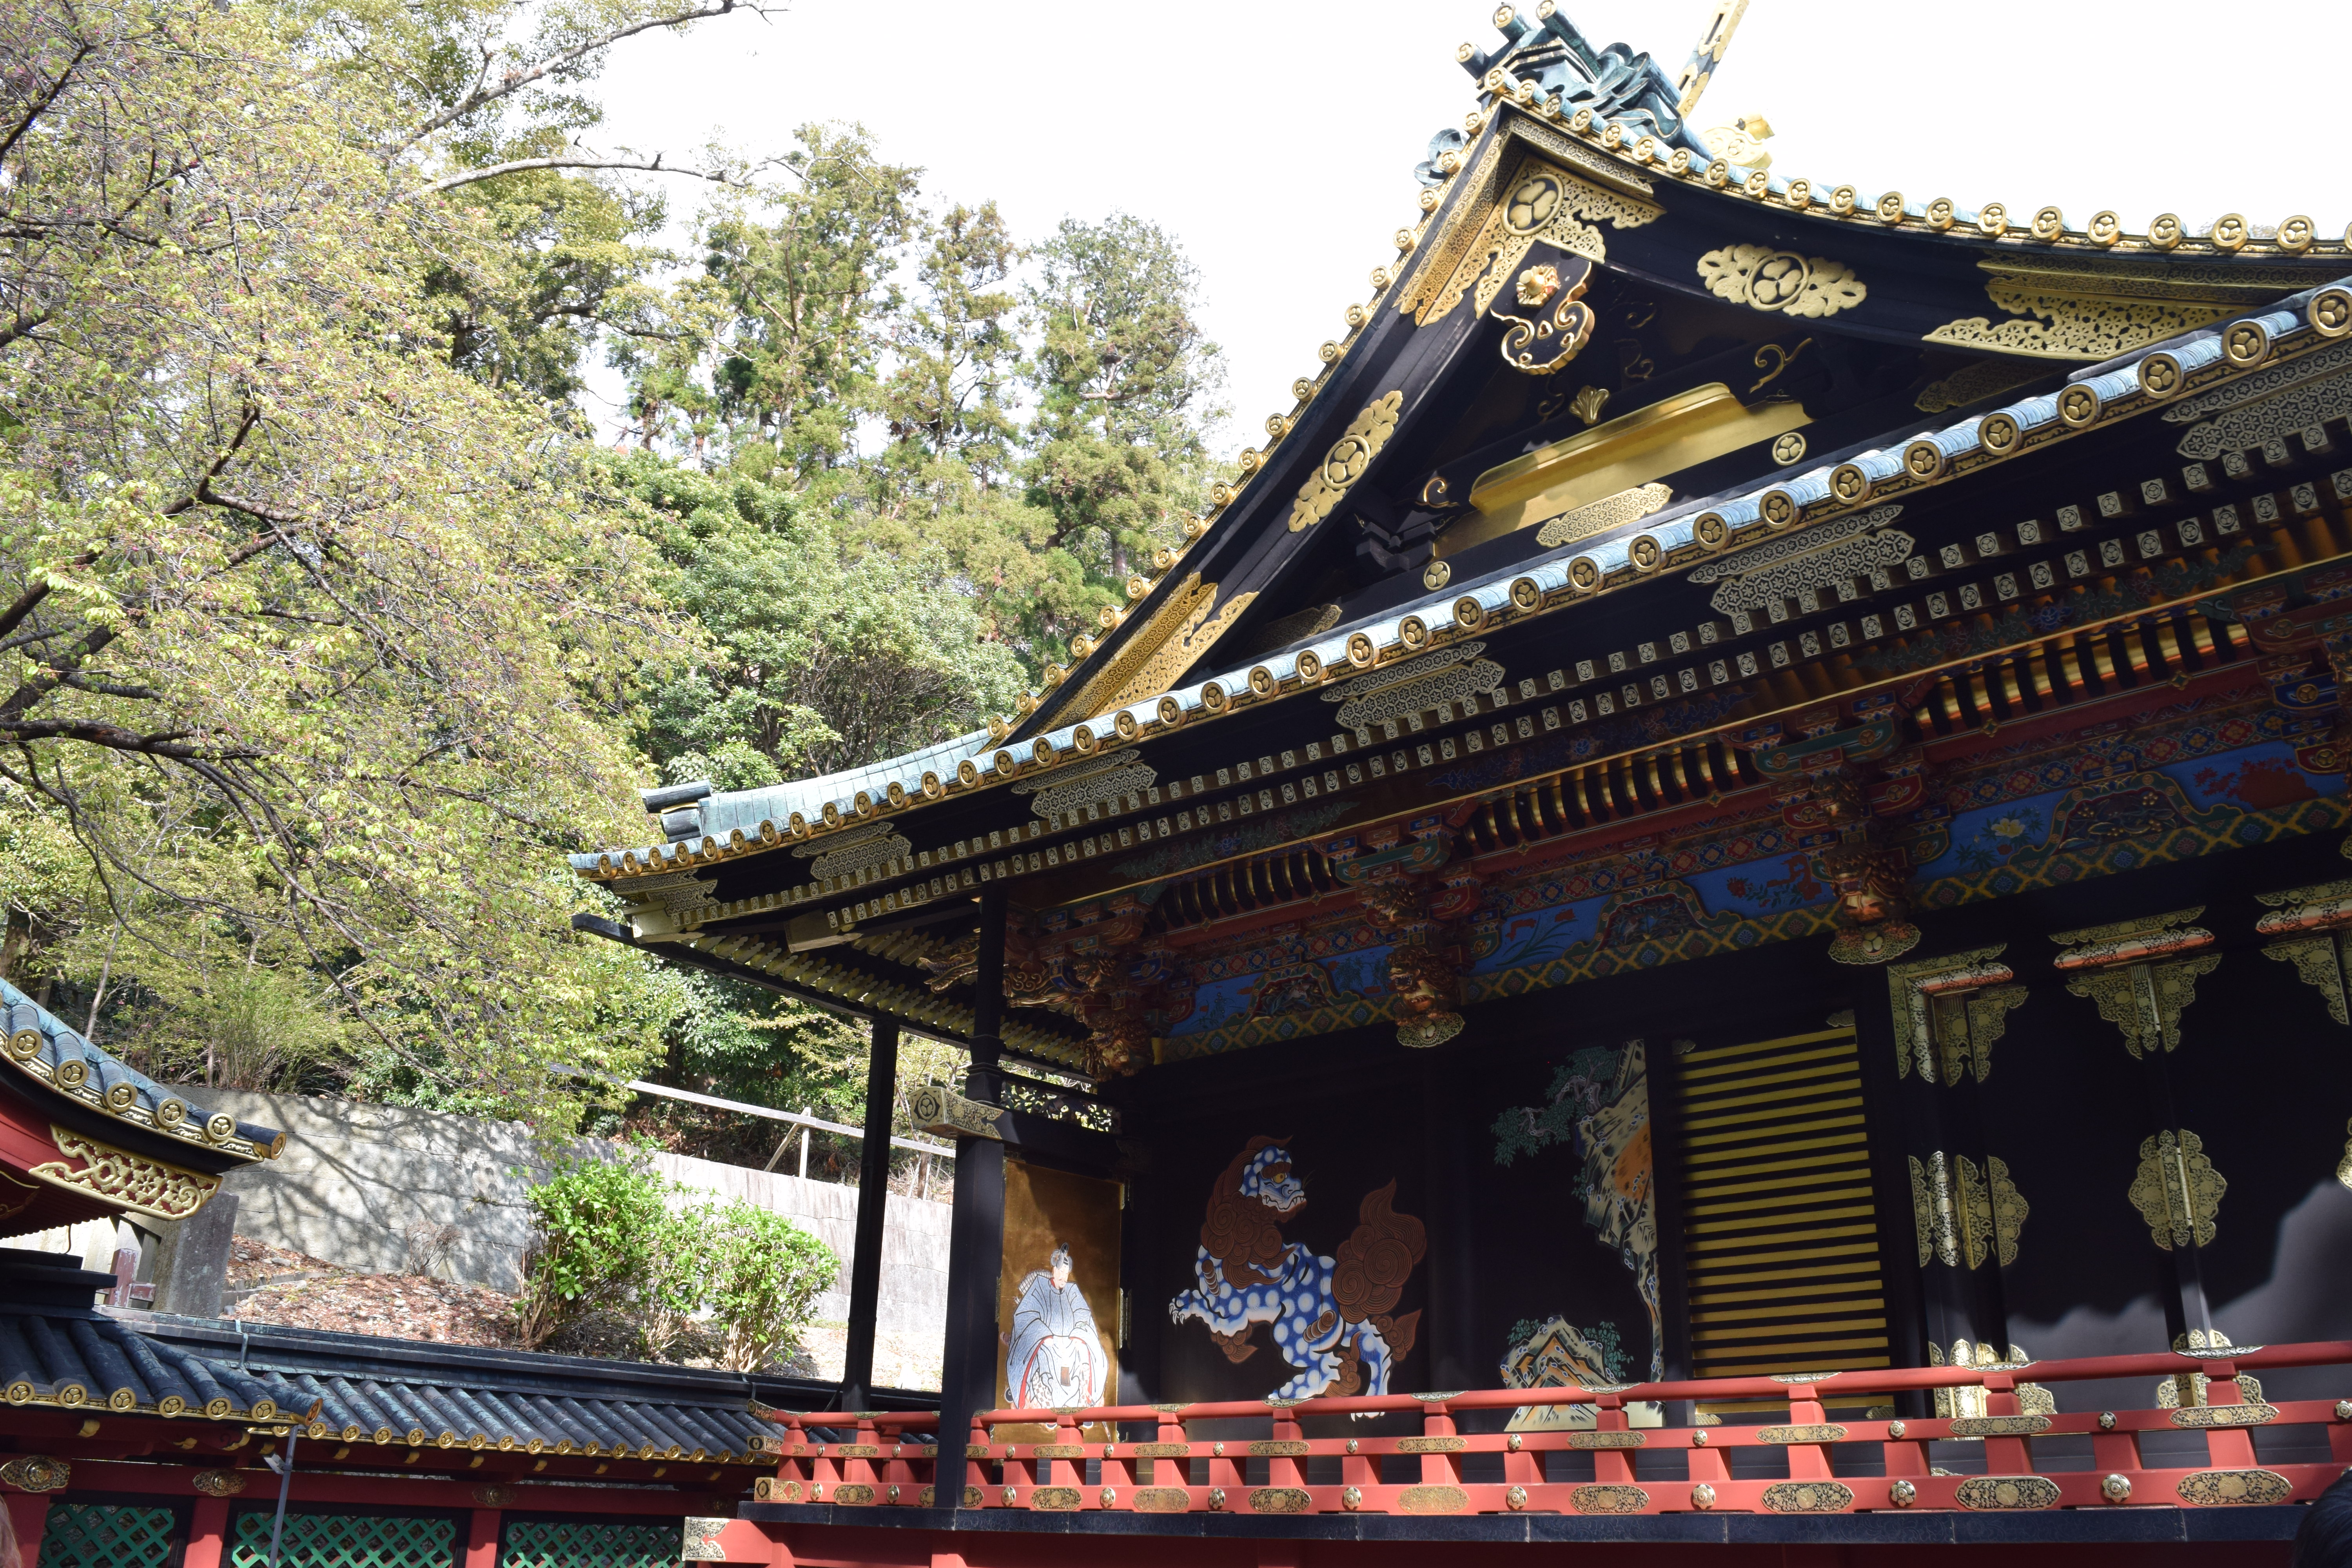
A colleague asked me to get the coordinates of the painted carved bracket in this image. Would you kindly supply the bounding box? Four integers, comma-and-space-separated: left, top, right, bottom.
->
1883, 945, 2028, 1084
1324, 807, 1481, 1047
1740, 697, 1921, 965
2050, 907, 2220, 1059
2254, 875, 2352, 1025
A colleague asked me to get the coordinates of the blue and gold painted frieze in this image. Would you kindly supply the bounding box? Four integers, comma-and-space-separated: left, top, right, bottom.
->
1159, 683, 2344, 1062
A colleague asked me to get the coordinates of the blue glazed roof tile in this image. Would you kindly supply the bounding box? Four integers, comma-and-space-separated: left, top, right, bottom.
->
0, 979, 282, 1164
569, 276, 2352, 887
0, 1299, 776, 1461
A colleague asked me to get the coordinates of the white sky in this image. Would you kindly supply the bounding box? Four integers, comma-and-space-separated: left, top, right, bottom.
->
586, 0, 2348, 456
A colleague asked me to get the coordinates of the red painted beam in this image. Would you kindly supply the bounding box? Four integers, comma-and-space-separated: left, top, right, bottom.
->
55, 1457, 725, 1515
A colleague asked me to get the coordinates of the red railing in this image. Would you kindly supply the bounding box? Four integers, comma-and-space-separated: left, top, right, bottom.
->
756, 1339, 2352, 1519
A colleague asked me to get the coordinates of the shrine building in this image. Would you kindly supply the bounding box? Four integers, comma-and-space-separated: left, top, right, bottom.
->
555, 2, 2352, 1563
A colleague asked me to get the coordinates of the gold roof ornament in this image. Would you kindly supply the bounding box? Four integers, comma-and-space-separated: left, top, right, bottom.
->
1673, 0, 1751, 118
1701, 113, 1773, 172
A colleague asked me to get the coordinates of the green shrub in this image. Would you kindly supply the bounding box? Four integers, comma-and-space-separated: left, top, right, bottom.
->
514, 1153, 672, 1349
705, 1200, 841, 1373
516, 1154, 838, 1368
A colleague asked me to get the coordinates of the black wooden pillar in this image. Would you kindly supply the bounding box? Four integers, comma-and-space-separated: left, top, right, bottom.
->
937, 888, 1009, 1503
838, 1014, 899, 1414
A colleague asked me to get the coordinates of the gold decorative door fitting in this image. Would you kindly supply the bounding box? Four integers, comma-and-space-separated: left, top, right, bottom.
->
2049, 909, 2220, 1059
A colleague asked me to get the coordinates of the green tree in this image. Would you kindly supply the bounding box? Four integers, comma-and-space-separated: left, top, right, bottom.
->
0, 0, 724, 1127
1014, 213, 1226, 657
610, 452, 1027, 785
619, 125, 919, 474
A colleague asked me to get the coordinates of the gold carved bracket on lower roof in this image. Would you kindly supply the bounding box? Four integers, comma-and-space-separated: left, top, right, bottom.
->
29, 1125, 220, 1220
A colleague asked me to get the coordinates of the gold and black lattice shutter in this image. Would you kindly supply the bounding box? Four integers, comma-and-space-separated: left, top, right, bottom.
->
1668, 1022, 1896, 1419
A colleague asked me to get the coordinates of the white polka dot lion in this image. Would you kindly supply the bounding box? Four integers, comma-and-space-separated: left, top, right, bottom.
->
1168, 1136, 1427, 1400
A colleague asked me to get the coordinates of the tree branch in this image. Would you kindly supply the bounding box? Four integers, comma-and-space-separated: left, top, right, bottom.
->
416, 152, 761, 196
382, 0, 766, 160
0, 717, 258, 760
0, 40, 92, 167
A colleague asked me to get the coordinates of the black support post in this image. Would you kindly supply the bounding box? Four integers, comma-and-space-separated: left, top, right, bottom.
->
936, 888, 1009, 1505
838, 1015, 899, 1415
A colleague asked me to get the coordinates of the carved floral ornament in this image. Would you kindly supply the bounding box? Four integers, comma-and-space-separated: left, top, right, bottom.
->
29, 1125, 219, 1220
1289, 392, 1403, 533
1405, 154, 1661, 328
1696, 245, 1866, 319
1492, 263, 1596, 376
0, 1454, 69, 1492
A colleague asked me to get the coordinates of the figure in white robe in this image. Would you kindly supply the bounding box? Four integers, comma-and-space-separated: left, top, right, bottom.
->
1004, 1245, 1105, 1409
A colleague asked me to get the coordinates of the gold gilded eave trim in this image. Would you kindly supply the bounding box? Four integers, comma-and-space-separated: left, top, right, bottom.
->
29, 1125, 221, 1221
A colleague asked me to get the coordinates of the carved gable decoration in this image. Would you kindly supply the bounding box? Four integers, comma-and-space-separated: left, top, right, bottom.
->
1402, 149, 1661, 329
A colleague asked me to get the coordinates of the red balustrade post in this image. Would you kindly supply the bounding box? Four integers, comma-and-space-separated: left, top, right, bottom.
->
1049, 1413, 1085, 1493
965, 1419, 992, 1505
1782, 1396, 1835, 1481
1977, 1375, 2034, 1475
881, 1430, 921, 1504
1881, 1418, 1930, 1481
1592, 1396, 1635, 1485
1100, 1436, 1134, 1503
776, 1418, 809, 1501
1207, 1436, 1245, 1496
1420, 1405, 1463, 1488
1268, 1413, 1305, 1490
810, 1436, 844, 1503
1151, 1413, 1189, 1490
1686, 1428, 1730, 1487
1503, 1427, 1542, 1488
2090, 1414, 2144, 1477
1342, 1425, 1379, 1494
2196, 1361, 2261, 1469
842, 1419, 882, 1500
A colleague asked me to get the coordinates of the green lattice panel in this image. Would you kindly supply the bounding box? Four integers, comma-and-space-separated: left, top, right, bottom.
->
36, 1503, 178, 1568
228, 1512, 456, 1568
500, 1519, 679, 1568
